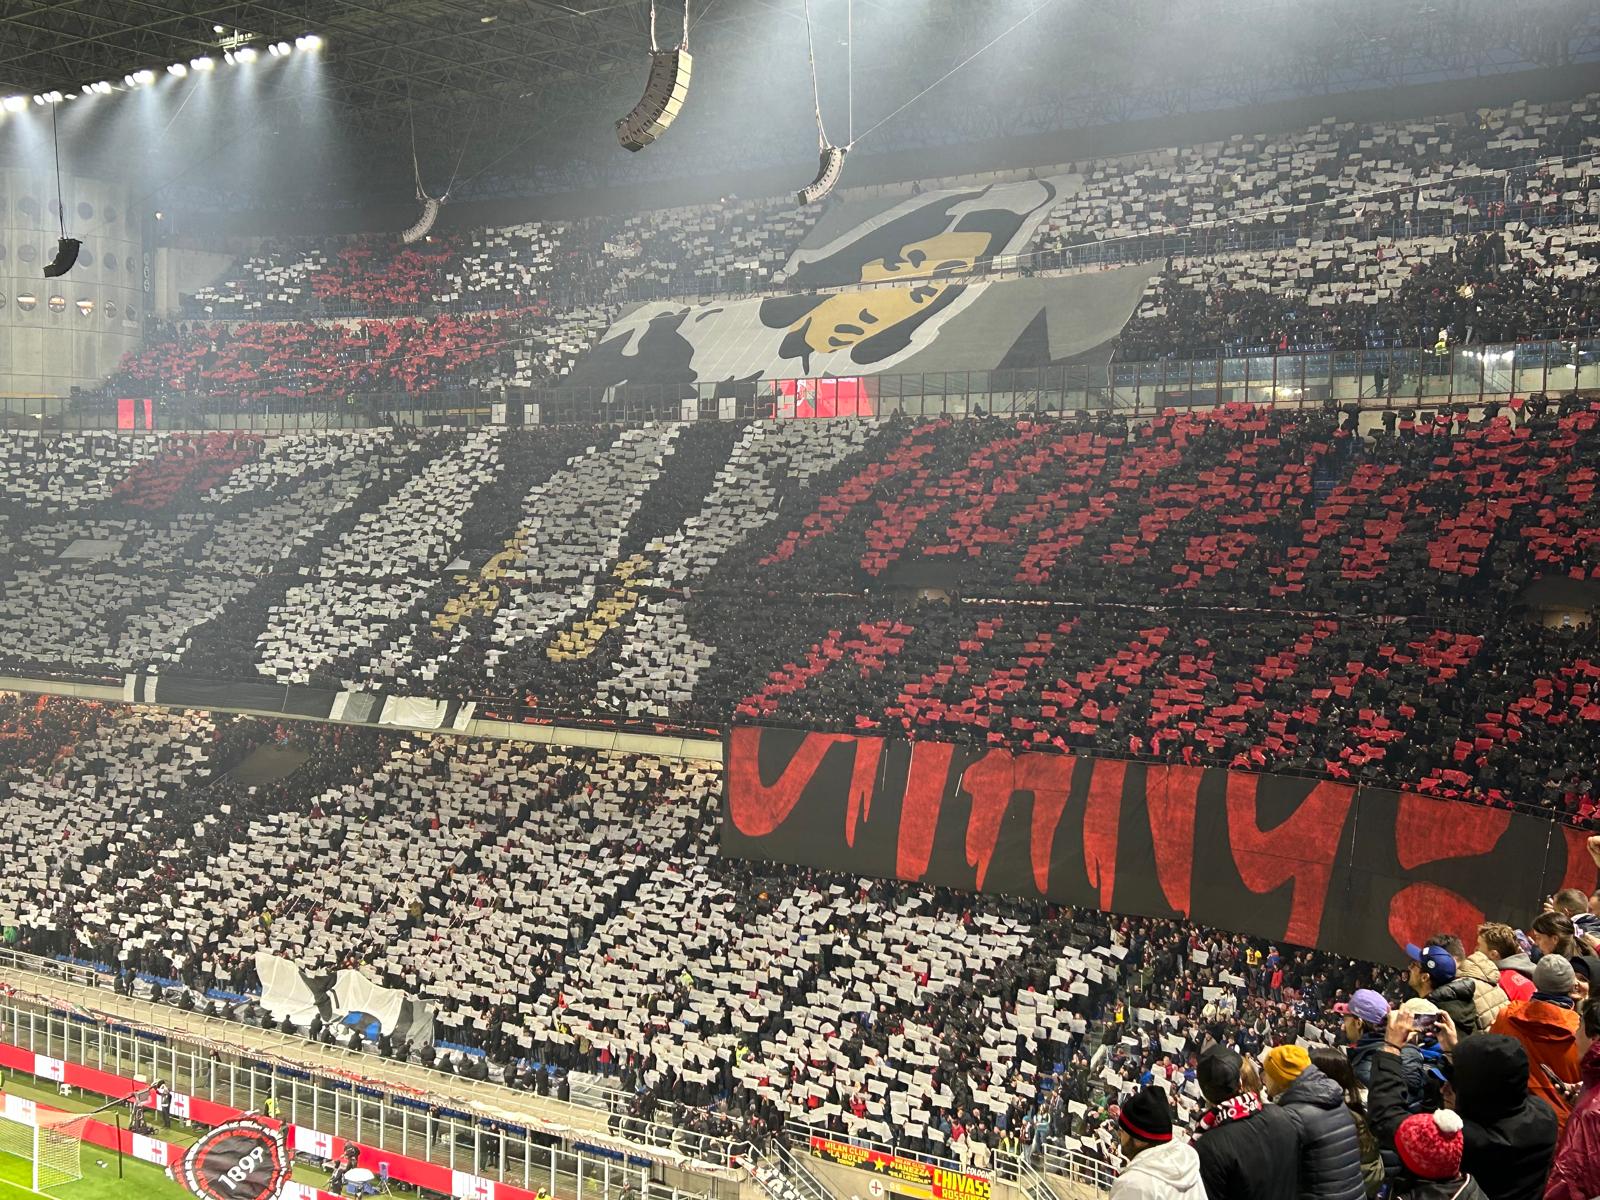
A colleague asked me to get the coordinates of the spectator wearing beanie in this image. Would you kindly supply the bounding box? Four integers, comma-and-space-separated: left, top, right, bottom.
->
1339, 989, 1425, 1112
1390, 1110, 1489, 1200
1191, 1044, 1301, 1200
1369, 1022, 1555, 1200
1109, 1086, 1201, 1200
1546, 998, 1600, 1200
1407, 943, 1479, 1038
1263, 1045, 1365, 1200
1490, 954, 1580, 1132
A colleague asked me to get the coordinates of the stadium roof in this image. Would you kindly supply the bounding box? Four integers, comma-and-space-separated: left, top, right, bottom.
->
2, 0, 1596, 210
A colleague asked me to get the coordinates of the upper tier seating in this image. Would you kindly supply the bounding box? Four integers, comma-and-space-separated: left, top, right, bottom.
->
0, 405, 1597, 813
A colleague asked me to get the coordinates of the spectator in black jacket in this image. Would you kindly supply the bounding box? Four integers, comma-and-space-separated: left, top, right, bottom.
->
1263, 1046, 1365, 1200
1367, 1012, 1556, 1200
1192, 1044, 1301, 1200
1405, 943, 1480, 1038
1339, 989, 1426, 1111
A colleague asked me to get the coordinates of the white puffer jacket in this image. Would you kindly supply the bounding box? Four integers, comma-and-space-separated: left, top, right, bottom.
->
1110, 1139, 1204, 1200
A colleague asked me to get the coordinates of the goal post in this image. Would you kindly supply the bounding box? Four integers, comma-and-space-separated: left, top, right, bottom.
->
0, 1108, 88, 1194
34, 1111, 88, 1192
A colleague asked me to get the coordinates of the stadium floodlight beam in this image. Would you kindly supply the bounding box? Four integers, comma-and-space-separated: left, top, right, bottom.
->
167, 62, 188, 77
234, 46, 258, 62
2, 95, 26, 112
268, 41, 291, 56
295, 34, 323, 50
191, 56, 215, 71
135, 69, 156, 85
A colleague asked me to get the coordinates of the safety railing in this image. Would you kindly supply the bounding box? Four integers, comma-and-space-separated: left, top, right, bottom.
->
12, 334, 1592, 433
1038, 1144, 1116, 1197
0, 952, 743, 1200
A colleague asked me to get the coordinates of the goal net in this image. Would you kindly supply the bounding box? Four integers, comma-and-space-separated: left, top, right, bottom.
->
0, 1109, 88, 1193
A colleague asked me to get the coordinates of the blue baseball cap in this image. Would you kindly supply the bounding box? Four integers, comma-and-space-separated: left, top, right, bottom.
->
1406, 943, 1457, 984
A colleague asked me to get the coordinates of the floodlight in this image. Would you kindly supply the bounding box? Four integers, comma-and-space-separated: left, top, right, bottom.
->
191, 56, 215, 71
295, 34, 323, 50
168, 62, 188, 77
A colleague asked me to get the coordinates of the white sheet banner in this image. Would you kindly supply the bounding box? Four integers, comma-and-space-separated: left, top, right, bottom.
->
33, 1055, 65, 1082
452, 1172, 496, 1200
3, 1095, 37, 1126
294, 1126, 336, 1159
132, 1134, 168, 1166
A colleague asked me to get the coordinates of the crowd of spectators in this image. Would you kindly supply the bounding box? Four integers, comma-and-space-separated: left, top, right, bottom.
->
6, 703, 1600, 1200
119, 90, 1600, 417
1, 400, 1598, 816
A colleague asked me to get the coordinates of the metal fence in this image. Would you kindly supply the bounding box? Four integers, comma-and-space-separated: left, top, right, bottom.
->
6, 334, 1592, 433
0, 987, 739, 1200
783, 1123, 1111, 1199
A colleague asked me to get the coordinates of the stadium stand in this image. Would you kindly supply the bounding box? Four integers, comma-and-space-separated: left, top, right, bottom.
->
1, 401, 1598, 813
0, 704, 1377, 1181
5, 64, 1600, 1200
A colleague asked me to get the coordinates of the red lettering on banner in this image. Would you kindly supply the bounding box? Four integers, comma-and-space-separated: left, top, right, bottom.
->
1225, 772, 1354, 946
1028, 756, 1077, 894
1394, 791, 1511, 870
897, 741, 957, 880
1558, 825, 1600, 896
727, 728, 859, 837
960, 749, 1077, 891
1147, 765, 1202, 918
1083, 758, 1125, 909
844, 738, 884, 848
1388, 882, 1486, 954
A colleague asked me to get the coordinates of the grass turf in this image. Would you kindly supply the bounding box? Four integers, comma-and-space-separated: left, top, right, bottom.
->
0, 1144, 191, 1200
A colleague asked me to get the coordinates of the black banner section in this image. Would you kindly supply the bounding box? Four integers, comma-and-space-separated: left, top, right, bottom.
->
170, 1117, 292, 1200
721, 727, 1596, 965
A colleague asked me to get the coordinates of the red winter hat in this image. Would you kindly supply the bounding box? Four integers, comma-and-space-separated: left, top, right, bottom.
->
1395, 1109, 1464, 1181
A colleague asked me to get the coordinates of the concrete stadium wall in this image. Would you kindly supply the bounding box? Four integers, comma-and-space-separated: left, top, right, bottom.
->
0, 168, 145, 398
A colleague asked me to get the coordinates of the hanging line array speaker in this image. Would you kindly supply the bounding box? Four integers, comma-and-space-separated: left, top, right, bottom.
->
617, 47, 693, 152
797, 144, 847, 206
401, 194, 442, 244
44, 237, 82, 278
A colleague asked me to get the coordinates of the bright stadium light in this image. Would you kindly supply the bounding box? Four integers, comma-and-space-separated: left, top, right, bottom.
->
135, 68, 156, 85
191, 56, 215, 71
295, 34, 323, 50
2, 95, 26, 112
167, 62, 189, 77
234, 46, 258, 63
268, 41, 291, 56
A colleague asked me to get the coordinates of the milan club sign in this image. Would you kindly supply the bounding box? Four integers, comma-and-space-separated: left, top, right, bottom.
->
721, 727, 1597, 964
172, 1118, 292, 1200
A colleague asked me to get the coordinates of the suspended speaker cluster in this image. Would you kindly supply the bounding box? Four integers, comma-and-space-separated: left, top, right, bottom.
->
401, 195, 442, 244
797, 145, 848, 206
43, 237, 81, 278
617, 48, 693, 152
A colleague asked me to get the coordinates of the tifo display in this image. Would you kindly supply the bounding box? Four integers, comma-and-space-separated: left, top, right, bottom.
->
2, 9, 1600, 1200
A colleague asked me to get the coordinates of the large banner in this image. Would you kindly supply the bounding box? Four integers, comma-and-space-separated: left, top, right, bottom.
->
808, 1135, 991, 1200
722, 727, 1597, 965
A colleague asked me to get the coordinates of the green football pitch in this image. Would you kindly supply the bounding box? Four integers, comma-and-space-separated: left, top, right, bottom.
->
0, 1072, 338, 1200
0, 1144, 191, 1200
